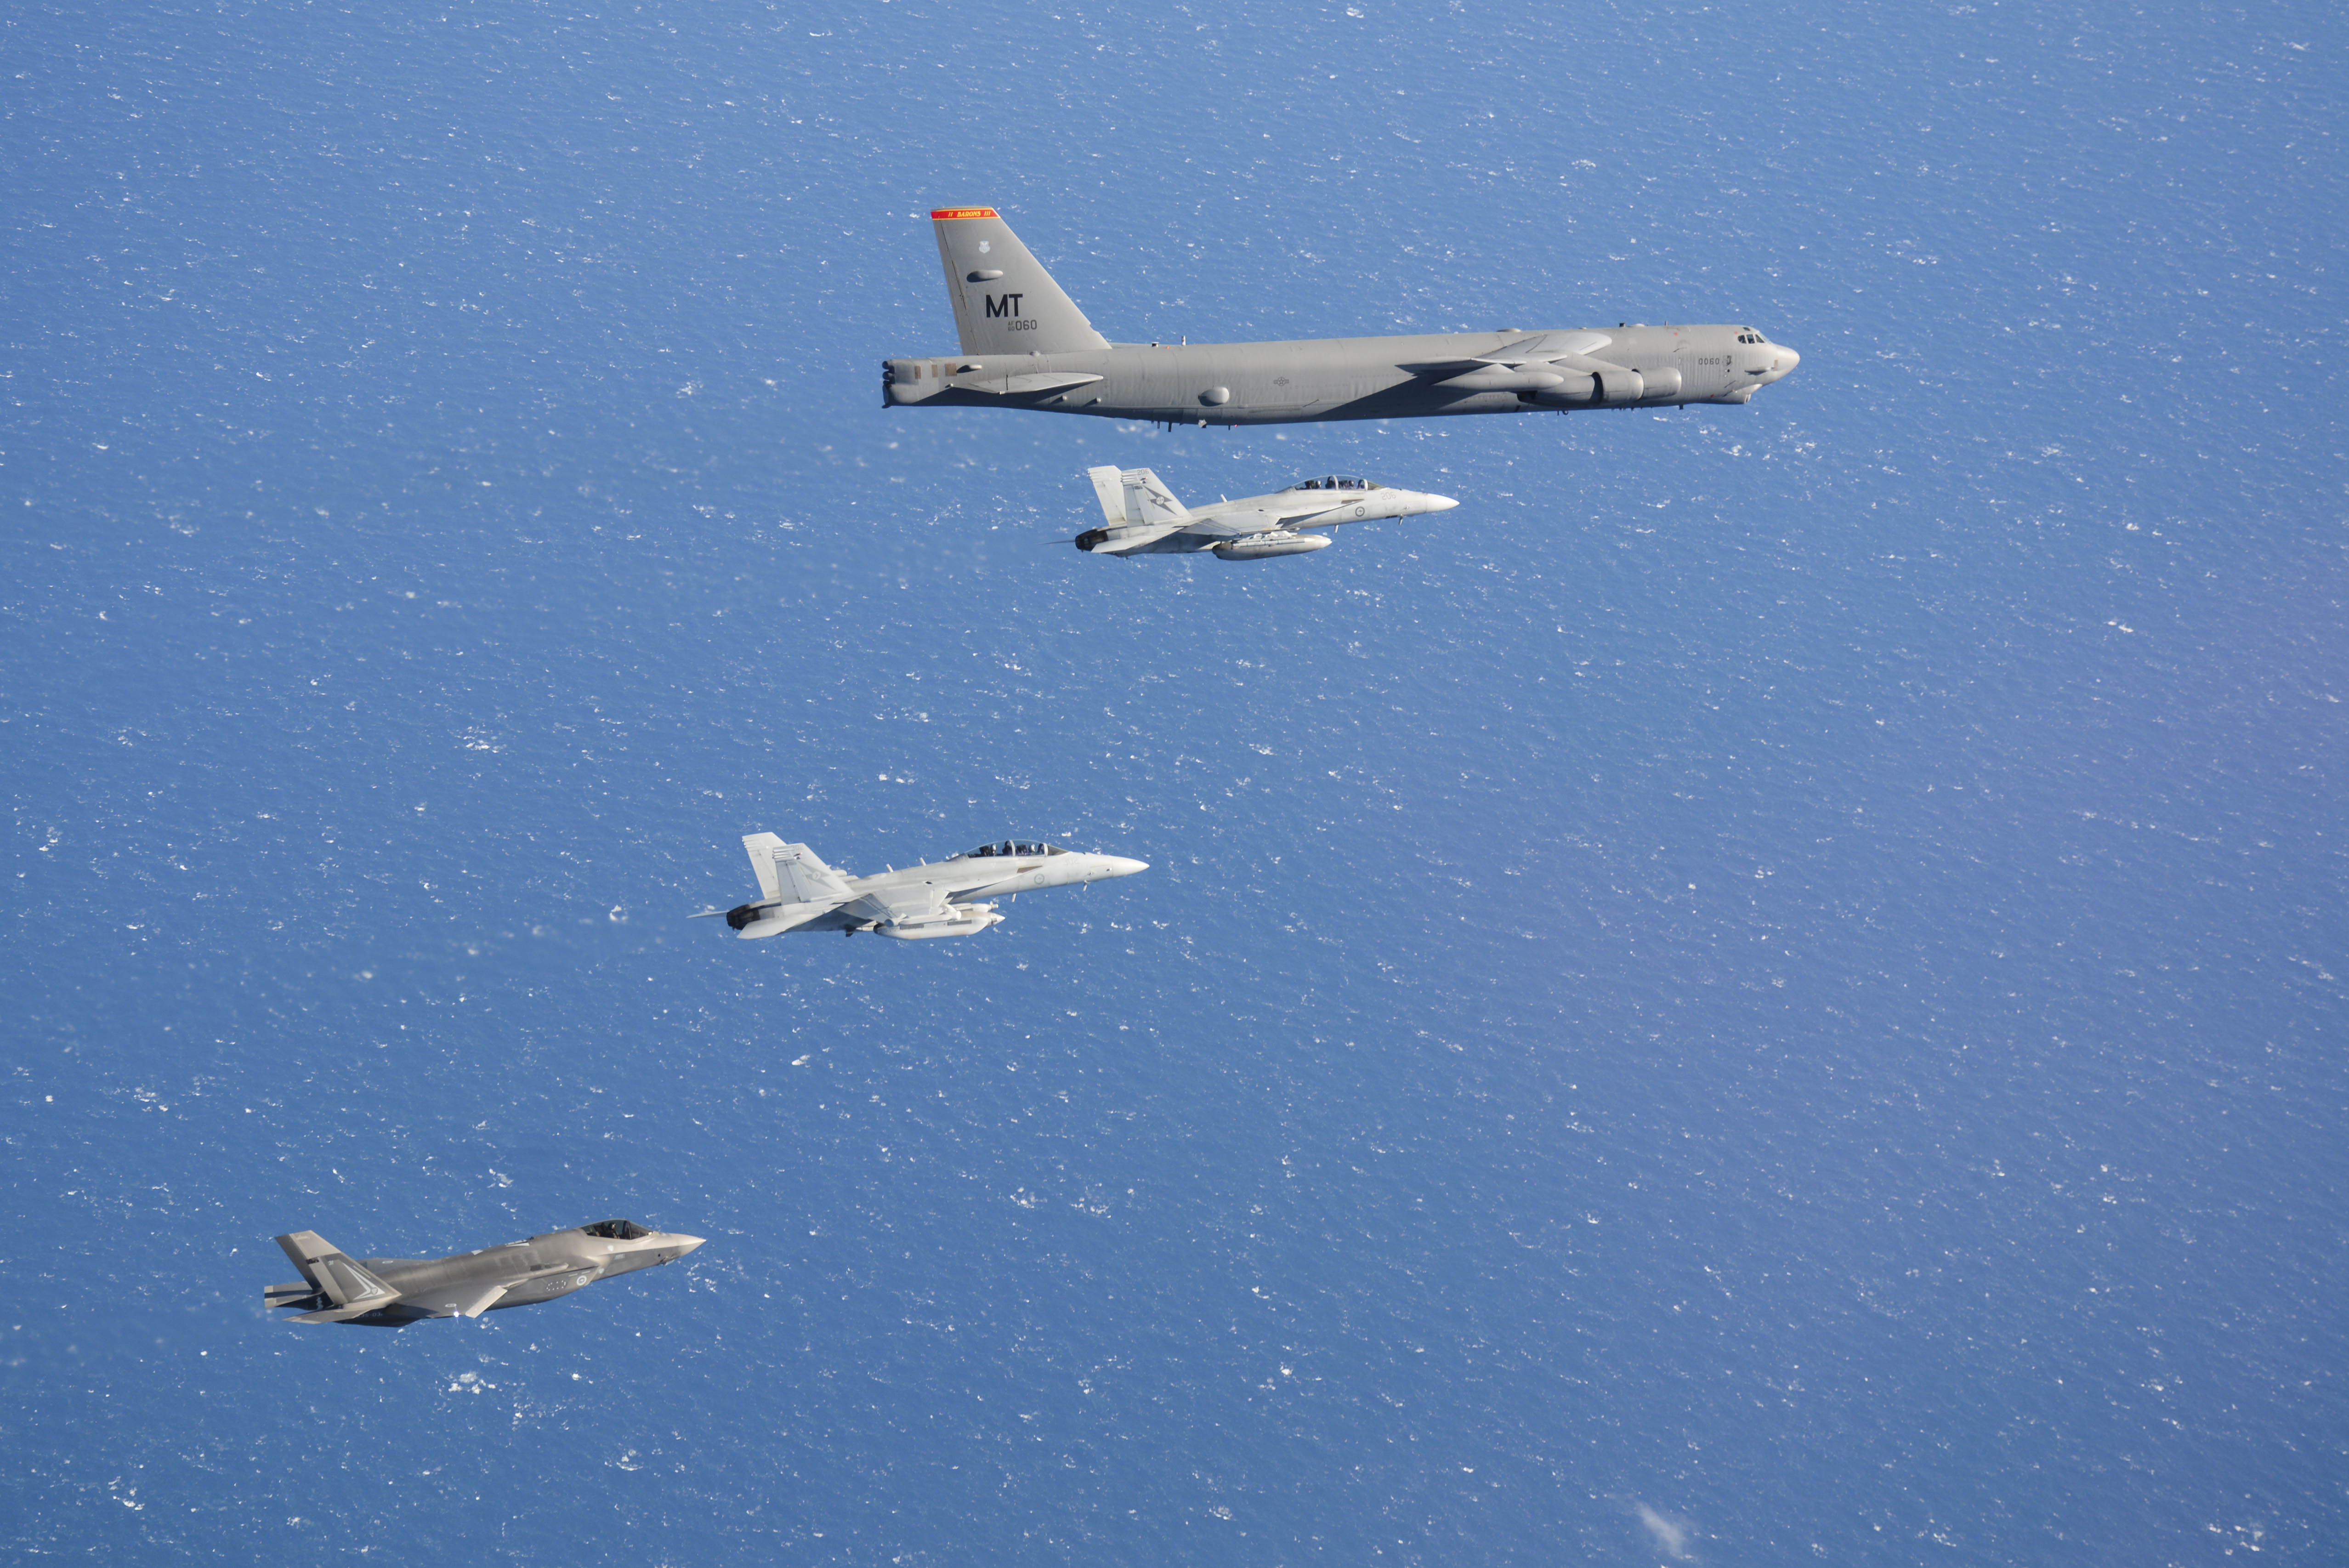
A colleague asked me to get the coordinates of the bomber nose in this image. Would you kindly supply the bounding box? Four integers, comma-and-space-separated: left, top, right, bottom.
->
1768, 345, 1799, 381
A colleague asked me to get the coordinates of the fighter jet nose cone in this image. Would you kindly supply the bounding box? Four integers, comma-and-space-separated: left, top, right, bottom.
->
1427, 494, 1460, 511
1108, 857, 1149, 877
673, 1235, 707, 1255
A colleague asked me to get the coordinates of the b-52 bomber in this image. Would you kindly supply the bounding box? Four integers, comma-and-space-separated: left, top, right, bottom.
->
884, 207, 1799, 428
266, 1218, 703, 1327
697, 833, 1147, 941
1076, 466, 1457, 560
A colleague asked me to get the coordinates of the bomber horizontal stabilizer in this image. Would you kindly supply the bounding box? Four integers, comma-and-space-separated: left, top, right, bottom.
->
949, 371, 1103, 397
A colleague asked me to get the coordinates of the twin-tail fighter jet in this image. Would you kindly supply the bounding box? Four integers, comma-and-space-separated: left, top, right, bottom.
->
1075, 466, 1457, 559
697, 833, 1147, 941
884, 207, 1799, 428
266, 1219, 703, 1327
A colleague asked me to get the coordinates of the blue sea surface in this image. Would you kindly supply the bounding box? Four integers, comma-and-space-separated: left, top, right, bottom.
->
4, 2, 2341, 1562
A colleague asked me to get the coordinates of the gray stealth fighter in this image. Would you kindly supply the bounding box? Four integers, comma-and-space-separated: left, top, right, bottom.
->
1076, 466, 1457, 560
884, 206, 1799, 427
266, 1219, 703, 1327
700, 833, 1146, 941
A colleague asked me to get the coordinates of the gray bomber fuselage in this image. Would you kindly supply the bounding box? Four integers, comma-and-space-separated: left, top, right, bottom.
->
886, 324, 1794, 426
886, 205, 1796, 427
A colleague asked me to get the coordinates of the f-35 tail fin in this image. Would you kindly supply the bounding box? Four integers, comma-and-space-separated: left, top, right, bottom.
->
931, 208, 1111, 357
274, 1231, 397, 1311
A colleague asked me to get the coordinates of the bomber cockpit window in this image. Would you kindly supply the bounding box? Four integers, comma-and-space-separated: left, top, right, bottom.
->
582, 1219, 650, 1240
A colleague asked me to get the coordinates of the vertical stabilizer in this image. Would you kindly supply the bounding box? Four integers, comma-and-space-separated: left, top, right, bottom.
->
741, 832, 786, 901
274, 1232, 397, 1308
1121, 468, 1189, 528
931, 208, 1111, 357
1087, 466, 1126, 527
742, 834, 852, 906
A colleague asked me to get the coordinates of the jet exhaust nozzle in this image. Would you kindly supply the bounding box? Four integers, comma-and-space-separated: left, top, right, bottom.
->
1075, 528, 1110, 552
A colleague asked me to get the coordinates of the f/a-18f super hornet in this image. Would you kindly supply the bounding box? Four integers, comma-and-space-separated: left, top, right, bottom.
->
884, 207, 1799, 428
1076, 466, 1457, 559
265, 1219, 703, 1327
695, 833, 1147, 941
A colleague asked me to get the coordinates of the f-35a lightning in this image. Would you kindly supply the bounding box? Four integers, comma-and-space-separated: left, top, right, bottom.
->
885, 207, 1799, 428
698, 833, 1147, 941
266, 1218, 703, 1327
1076, 467, 1456, 559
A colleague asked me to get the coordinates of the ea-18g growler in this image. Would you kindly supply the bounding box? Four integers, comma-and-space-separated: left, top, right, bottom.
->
883, 207, 1799, 428
697, 833, 1147, 942
1074, 467, 1458, 560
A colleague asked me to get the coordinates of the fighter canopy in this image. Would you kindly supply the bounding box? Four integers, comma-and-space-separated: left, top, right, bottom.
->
1282, 475, 1380, 492
958, 840, 1069, 859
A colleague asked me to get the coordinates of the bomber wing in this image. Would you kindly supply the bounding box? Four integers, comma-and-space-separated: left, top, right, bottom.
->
1397, 330, 1616, 380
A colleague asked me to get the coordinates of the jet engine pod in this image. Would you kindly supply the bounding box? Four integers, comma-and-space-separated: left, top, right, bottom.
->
1531, 372, 1597, 405
1214, 531, 1331, 561
1593, 368, 1646, 404
1639, 365, 1683, 399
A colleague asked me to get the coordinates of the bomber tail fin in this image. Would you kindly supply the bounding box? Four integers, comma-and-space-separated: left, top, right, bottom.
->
931, 208, 1111, 357
1121, 469, 1189, 528
273, 1231, 398, 1312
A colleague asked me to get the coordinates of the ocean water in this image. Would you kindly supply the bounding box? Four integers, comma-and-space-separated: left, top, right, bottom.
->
3, 1, 2341, 1562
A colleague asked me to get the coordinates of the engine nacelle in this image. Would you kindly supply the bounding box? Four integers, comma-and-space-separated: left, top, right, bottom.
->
1638, 365, 1683, 399
1530, 373, 1597, 405
1593, 368, 1645, 403
1214, 531, 1331, 561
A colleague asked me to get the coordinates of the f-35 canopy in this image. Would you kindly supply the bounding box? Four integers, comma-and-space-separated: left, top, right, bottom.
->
580, 1219, 651, 1239
1284, 475, 1380, 492
958, 840, 1069, 859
